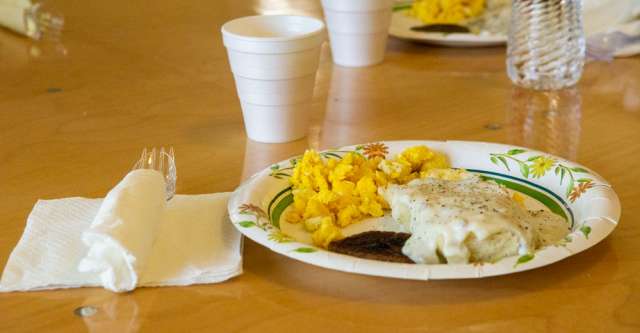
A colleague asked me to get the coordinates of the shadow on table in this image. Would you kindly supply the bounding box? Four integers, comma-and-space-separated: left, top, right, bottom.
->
243, 237, 616, 307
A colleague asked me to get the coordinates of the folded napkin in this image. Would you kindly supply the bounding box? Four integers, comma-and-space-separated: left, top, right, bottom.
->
77, 170, 167, 291
0, 170, 242, 292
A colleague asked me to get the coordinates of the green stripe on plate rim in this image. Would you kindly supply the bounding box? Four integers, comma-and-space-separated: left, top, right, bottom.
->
467, 169, 574, 228
265, 170, 574, 229
267, 186, 292, 228
392, 3, 411, 12
270, 193, 293, 229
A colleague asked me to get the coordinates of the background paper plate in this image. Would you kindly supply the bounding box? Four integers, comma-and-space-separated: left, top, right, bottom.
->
389, 1, 639, 47
388, 9, 506, 47
228, 141, 620, 280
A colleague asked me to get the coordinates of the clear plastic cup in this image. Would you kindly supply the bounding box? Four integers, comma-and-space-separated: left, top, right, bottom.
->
321, 0, 393, 67
221, 15, 325, 143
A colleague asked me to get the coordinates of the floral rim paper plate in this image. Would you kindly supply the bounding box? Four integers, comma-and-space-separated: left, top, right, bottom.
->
228, 141, 620, 280
388, 7, 506, 47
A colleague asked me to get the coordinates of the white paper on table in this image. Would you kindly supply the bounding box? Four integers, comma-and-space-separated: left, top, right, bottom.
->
0, 170, 242, 292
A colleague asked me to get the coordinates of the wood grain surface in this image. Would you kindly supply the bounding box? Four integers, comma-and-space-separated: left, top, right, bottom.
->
1, 0, 639, 332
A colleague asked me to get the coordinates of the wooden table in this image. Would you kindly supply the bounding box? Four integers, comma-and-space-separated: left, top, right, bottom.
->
1, 0, 639, 331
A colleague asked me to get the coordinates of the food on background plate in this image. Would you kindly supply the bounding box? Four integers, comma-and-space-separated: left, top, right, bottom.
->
465, 0, 510, 35
408, 0, 486, 24
410, 24, 471, 33
405, 0, 510, 35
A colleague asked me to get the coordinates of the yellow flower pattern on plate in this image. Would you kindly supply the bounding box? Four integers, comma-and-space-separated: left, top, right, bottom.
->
531, 156, 556, 178
490, 148, 597, 202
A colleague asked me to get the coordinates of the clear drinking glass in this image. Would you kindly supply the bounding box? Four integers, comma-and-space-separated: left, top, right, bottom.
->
507, 0, 586, 90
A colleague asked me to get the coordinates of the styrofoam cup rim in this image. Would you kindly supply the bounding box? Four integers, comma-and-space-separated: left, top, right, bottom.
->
221, 15, 325, 43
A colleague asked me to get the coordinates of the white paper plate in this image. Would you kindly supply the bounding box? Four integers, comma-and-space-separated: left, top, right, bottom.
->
388, 9, 506, 47
228, 141, 620, 279
388, 2, 637, 47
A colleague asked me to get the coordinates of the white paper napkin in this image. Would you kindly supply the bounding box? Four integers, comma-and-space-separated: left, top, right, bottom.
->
0, 170, 242, 292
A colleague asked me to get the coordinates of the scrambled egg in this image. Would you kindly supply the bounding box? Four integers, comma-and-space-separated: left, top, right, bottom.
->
379, 146, 450, 184
288, 145, 452, 248
288, 151, 388, 247
421, 168, 469, 181
409, 0, 485, 24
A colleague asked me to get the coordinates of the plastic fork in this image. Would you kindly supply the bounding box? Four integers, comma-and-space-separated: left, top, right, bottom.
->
132, 147, 176, 200
25, 2, 64, 40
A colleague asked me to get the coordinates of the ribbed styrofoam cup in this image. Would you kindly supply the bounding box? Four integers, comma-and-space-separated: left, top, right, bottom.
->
321, 0, 393, 67
222, 15, 325, 143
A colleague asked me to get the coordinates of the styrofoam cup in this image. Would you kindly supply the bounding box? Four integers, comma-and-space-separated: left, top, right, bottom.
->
327, 31, 389, 67
321, 0, 393, 67
240, 102, 309, 143
226, 47, 321, 80
233, 74, 315, 106
221, 15, 325, 143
